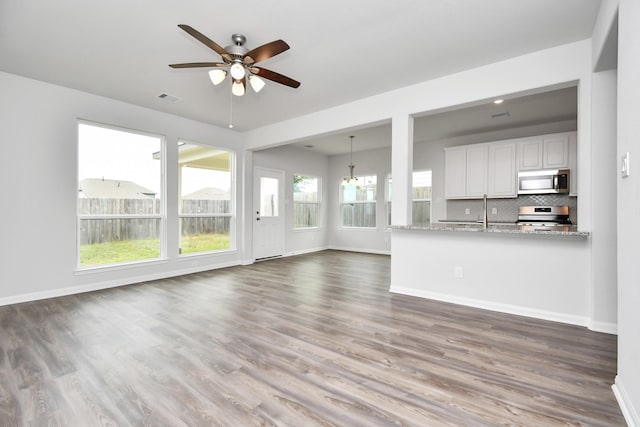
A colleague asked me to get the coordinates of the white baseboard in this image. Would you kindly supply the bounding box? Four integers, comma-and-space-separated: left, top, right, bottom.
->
328, 245, 391, 256
588, 320, 618, 335
389, 286, 589, 327
613, 376, 640, 427
0, 260, 240, 307
284, 246, 330, 257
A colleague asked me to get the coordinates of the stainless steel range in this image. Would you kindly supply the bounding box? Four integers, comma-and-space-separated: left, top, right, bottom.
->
516, 206, 572, 230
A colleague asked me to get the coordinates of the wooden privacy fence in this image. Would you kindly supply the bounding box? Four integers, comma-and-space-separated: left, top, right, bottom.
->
79, 198, 230, 244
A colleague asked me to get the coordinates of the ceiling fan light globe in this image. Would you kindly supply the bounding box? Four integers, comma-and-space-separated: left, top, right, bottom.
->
230, 62, 246, 80
249, 75, 266, 93
231, 80, 245, 96
208, 69, 227, 85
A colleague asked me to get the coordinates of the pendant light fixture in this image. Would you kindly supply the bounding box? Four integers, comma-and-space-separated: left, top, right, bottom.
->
343, 136, 358, 185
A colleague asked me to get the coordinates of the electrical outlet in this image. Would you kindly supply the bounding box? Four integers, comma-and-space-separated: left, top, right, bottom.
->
492, 207, 498, 215
465, 208, 471, 215
454, 266, 464, 278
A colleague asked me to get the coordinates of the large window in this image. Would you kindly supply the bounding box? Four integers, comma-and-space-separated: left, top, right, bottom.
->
77, 122, 163, 267
341, 175, 377, 228
293, 175, 320, 228
179, 142, 234, 255
387, 170, 432, 226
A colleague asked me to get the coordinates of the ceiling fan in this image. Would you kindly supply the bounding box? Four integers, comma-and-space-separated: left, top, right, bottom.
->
169, 25, 300, 96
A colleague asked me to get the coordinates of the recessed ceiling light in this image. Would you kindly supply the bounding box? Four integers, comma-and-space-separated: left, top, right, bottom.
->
493, 99, 504, 104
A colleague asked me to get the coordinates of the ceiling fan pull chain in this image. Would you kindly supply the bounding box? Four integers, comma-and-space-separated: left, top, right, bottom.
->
228, 87, 234, 129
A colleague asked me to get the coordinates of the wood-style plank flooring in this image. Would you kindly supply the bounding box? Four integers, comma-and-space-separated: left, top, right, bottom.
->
0, 250, 624, 426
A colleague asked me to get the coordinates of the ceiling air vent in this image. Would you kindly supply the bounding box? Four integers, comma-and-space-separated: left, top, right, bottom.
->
491, 111, 510, 119
158, 93, 182, 103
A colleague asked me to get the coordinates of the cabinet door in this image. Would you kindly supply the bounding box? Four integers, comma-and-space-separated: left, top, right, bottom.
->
466, 145, 488, 197
488, 143, 516, 197
543, 135, 569, 168
444, 147, 467, 198
517, 138, 543, 170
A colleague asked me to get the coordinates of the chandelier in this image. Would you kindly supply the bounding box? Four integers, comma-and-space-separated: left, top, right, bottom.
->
343, 136, 358, 185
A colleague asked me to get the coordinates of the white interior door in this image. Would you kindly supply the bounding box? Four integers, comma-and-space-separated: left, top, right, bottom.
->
253, 167, 284, 260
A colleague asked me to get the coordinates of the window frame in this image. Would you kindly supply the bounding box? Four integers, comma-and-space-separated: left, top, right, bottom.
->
292, 174, 321, 230
76, 120, 167, 270
411, 169, 432, 226
340, 174, 378, 229
386, 170, 432, 227
177, 140, 236, 256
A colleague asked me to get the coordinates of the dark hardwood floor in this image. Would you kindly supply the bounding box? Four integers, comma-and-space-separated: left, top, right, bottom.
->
0, 250, 624, 426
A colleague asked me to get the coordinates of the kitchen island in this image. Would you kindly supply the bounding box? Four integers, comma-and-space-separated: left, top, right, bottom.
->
389, 223, 593, 330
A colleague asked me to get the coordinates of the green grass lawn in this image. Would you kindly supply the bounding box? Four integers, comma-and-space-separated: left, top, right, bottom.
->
80, 234, 230, 266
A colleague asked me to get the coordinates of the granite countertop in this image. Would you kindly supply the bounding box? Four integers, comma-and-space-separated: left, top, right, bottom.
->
392, 222, 589, 238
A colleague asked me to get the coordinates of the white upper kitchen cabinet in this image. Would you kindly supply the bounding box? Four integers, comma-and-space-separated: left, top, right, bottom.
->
488, 143, 517, 197
517, 137, 544, 170
466, 145, 488, 197
444, 146, 467, 198
444, 145, 488, 199
517, 134, 570, 170
543, 134, 570, 168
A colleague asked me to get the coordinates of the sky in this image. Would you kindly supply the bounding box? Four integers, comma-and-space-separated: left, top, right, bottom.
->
78, 123, 230, 196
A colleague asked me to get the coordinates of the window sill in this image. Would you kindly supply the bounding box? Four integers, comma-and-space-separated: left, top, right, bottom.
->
293, 227, 321, 232
178, 248, 237, 258
74, 258, 169, 275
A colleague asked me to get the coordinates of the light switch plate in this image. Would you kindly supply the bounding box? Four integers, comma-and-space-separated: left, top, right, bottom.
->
622, 152, 630, 178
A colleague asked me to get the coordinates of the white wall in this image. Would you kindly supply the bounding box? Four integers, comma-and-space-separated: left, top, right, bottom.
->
327, 147, 392, 254
590, 70, 618, 332
253, 145, 329, 255
614, 0, 640, 424
0, 71, 244, 304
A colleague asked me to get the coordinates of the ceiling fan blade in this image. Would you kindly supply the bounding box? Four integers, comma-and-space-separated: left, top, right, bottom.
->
169, 62, 227, 69
177, 24, 231, 61
244, 40, 290, 64
254, 67, 300, 89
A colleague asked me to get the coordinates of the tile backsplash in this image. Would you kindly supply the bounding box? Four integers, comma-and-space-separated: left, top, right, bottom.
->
446, 195, 578, 224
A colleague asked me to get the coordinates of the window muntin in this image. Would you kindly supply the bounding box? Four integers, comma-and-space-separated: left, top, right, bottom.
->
293, 175, 320, 229
179, 142, 234, 255
341, 175, 377, 228
77, 122, 164, 267
387, 170, 432, 226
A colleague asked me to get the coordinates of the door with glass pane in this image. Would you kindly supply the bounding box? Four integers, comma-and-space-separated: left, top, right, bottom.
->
253, 167, 284, 260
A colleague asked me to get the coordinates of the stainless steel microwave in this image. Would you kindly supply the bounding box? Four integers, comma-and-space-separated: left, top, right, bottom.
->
517, 169, 570, 195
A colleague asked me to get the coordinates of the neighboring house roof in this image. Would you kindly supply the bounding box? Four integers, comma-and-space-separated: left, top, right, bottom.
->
183, 187, 229, 200
79, 178, 156, 199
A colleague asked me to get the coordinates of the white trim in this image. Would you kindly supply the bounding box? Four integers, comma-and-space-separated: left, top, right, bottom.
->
284, 246, 330, 257
74, 258, 168, 274
612, 376, 640, 427
328, 245, 391, 256
389, 286, 589, 327
588, 320, 618, 335
1, 260, 241, 308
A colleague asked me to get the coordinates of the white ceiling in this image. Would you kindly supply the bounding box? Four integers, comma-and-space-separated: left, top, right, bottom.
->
0, 1, 598, 133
